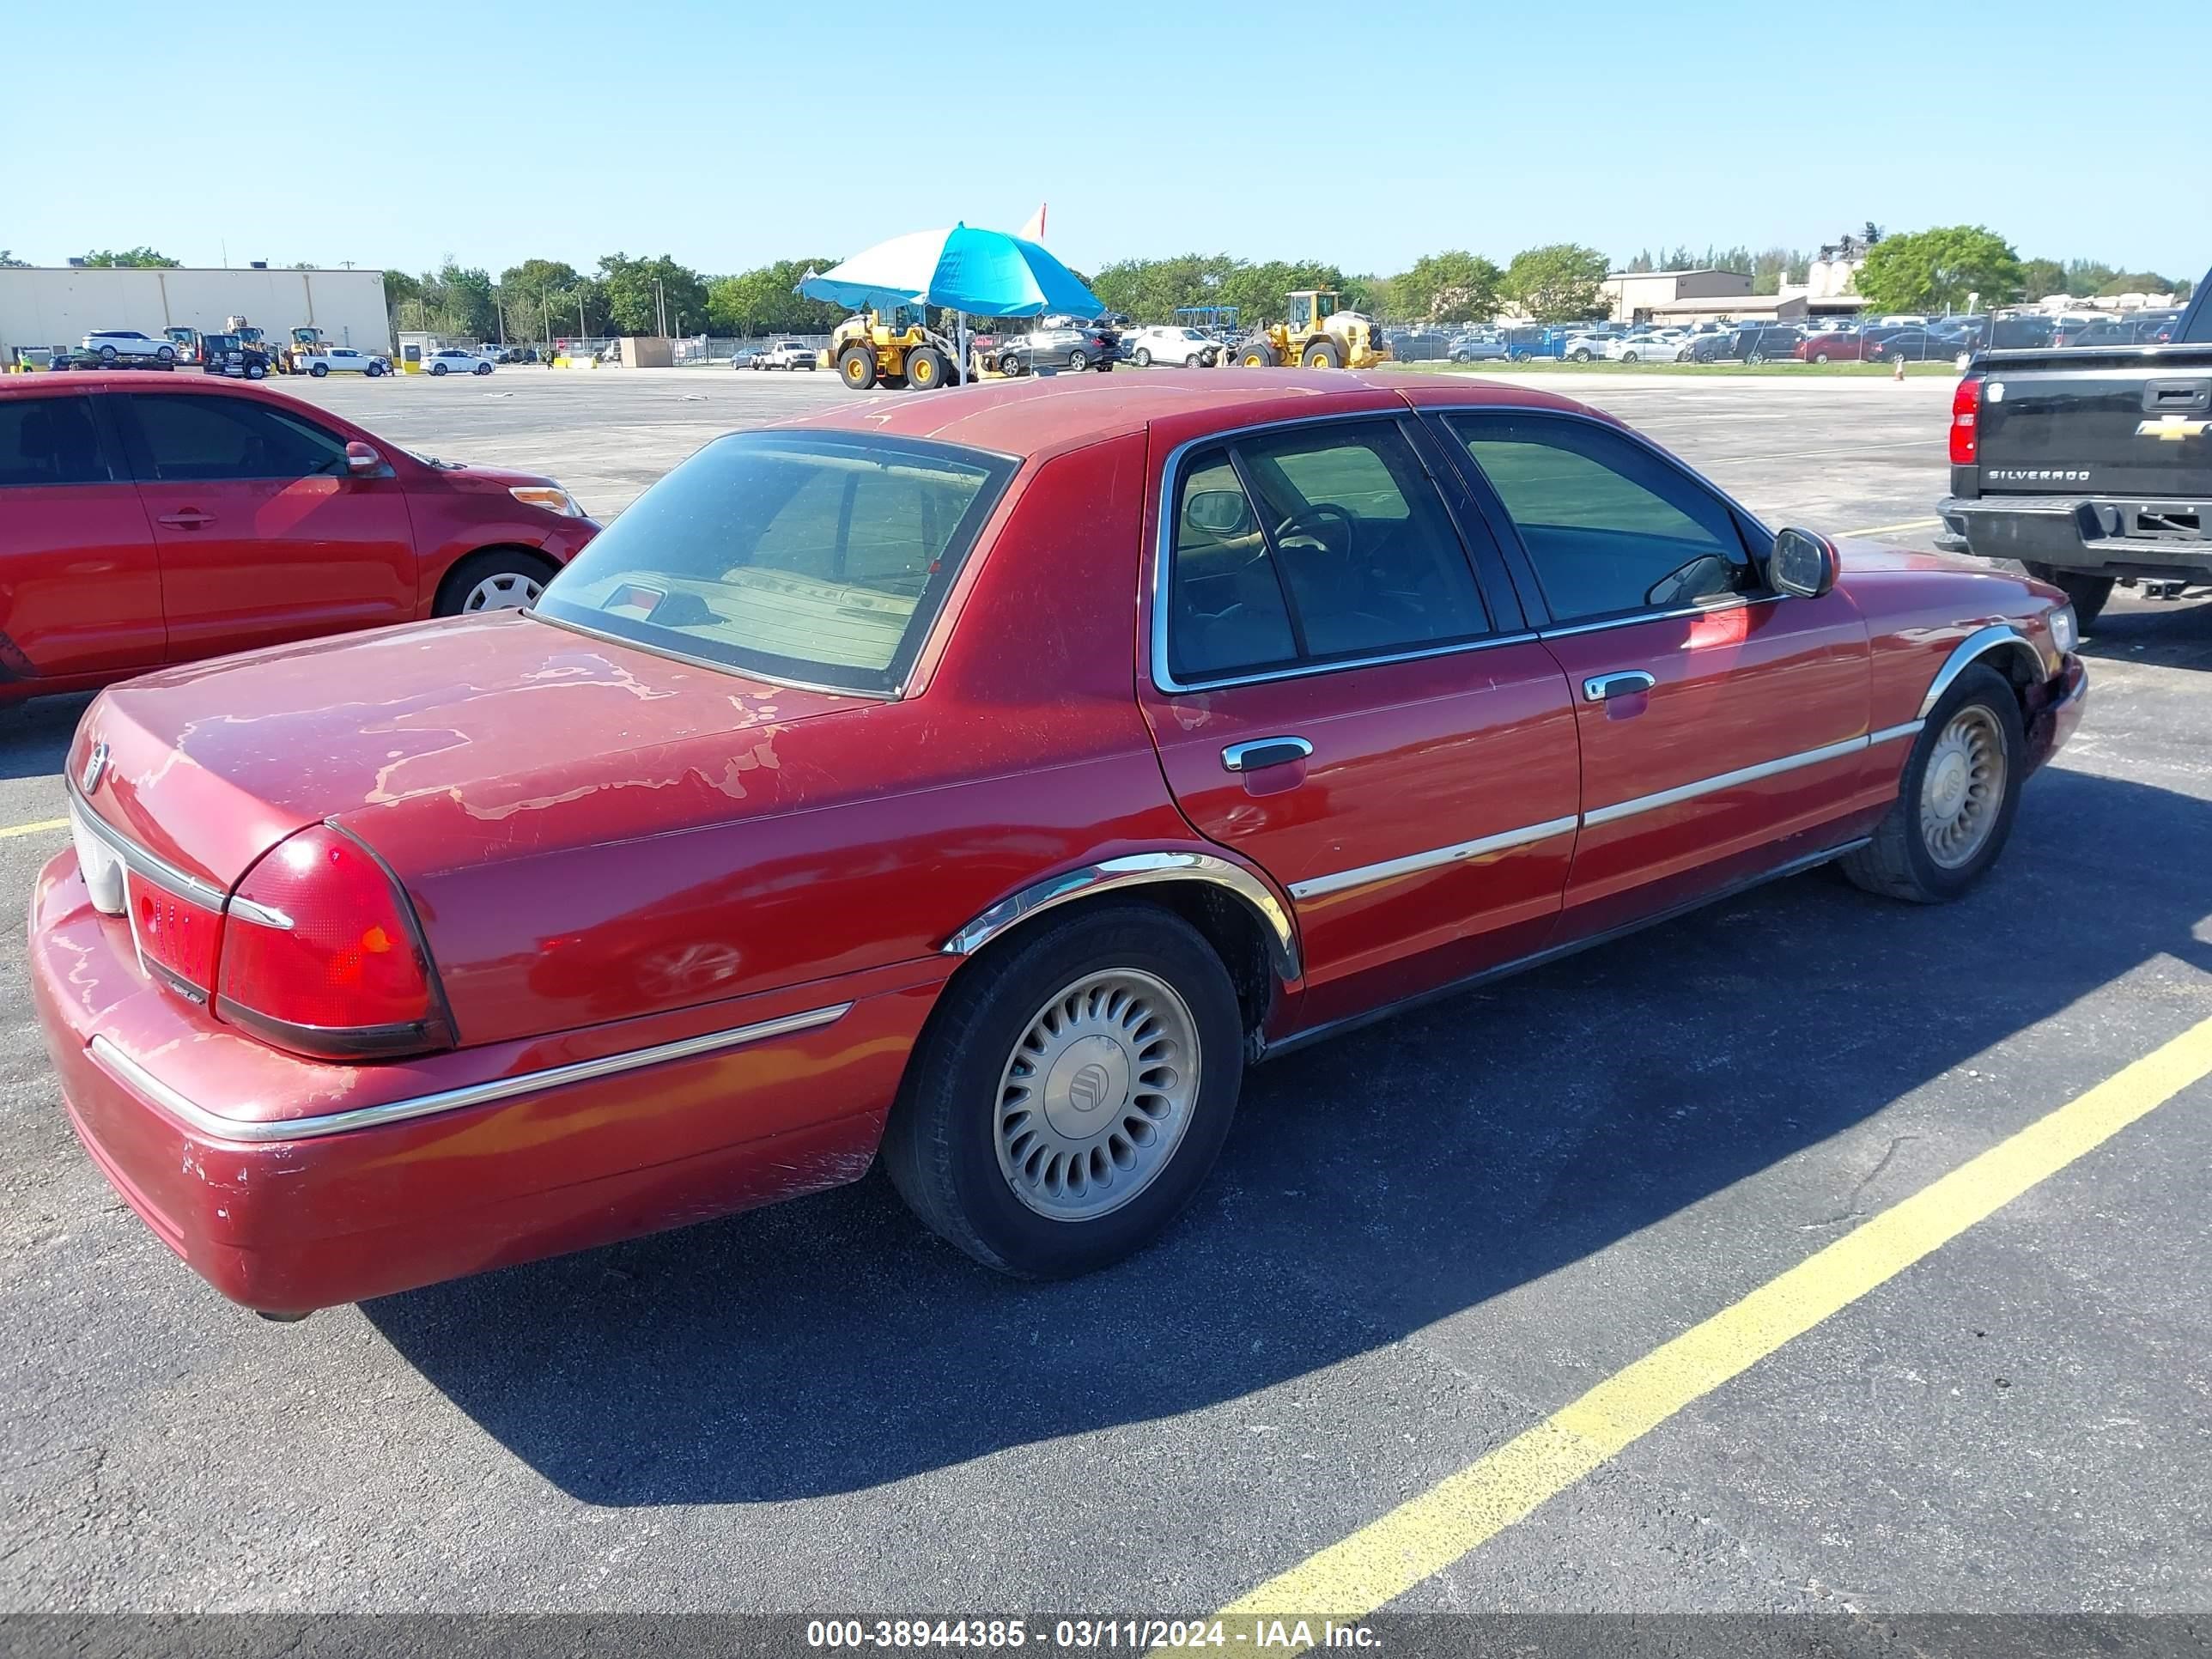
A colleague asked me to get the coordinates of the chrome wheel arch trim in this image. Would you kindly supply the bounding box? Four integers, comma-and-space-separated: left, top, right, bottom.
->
941, 852, 1302, 983
1917, 623, 2045, 719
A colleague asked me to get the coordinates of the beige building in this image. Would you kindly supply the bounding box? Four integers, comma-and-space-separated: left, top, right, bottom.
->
0, 265, 392, 366
1644, 294, 1812, 326
1601, 268, 1753, 323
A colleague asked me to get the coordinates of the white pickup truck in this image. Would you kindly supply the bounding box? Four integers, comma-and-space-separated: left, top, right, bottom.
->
752, 340, 820, 370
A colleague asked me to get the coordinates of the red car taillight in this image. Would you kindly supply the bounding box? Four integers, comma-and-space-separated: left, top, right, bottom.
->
132, 882, 224, 998
1950, 376, 1982, 465
215, 826, 451, 1059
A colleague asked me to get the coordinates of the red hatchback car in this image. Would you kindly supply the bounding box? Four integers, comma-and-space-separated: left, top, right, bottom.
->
0, 372, 599, 701
30, 372, 2087, 1316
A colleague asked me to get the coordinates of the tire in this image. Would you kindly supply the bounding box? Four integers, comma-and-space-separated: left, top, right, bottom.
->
1814, 351, 1831, 364
156, 346, 175, 362
1185, 354, 1201, 368
98, 345, 118, 362
1133, 347, 1152, 367
906, 346, 946, 390
1302, 337, 1344, 369
434, 548, 556, 618
1066, 349, 1087, 372
309, 362, 328, 377
1620, 350, 1639, 364
246, 364, 266, 380
1239, 341, 1278, 368
475, 362, 493, 375
1510, 349, 1531, 362
1840, 665, 2026, 904
431, 362, 448, 376
2022, 564, 2113, 628
881, 902, 1244, 1278
838, 345, 878, 390
1747, 352, 1766, 366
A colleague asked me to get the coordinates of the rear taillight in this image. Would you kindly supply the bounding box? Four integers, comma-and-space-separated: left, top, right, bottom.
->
215, 825, 450, 1059
132, 882, 224, 1000
1950, 376, 1982, 465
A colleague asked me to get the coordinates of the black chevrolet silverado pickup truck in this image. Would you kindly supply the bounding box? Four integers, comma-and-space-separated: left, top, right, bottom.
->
1940, 265, 2212, 624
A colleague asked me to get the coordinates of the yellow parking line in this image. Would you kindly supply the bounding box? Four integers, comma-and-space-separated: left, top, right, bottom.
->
0, 817, 67, 840
1841, 515, 1943, 538
1218, 1014, 2212, 1632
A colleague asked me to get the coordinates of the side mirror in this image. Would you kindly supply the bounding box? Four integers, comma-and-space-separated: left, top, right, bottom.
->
1769, 526, 1838, 599
1183, 489, 1253, 536
344, 441, 382, 477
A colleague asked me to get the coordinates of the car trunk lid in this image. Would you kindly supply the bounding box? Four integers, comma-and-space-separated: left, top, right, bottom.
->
1973, 349, 2212, 498
66, 611, 870, 896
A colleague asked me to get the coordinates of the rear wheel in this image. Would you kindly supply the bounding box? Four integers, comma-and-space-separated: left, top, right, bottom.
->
2022, 564, 2113, 629
98, 345, 118, 362
309, 362, 329, 377
1133, 347, 1152, 367
882, 903, 1243, 1278
1302, 337, 1344, 369
156, 346, 175, 362
838, 345, 878, 390
1066, 349, 1088, 372
434, 549, 556, 617
431, 362, 448, 376
1841, 665, 2024, 903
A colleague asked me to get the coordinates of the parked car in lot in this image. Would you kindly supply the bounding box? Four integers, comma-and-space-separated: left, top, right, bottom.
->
1606, 329, 1686, 363
27, 369, 2085, 1316
426, 348, 493, 376
303, 348, 392, 378
1449, 331, 1507, 363
1793, 330, 1865, 363
1561, 326, 1626, 362
1863, 327, 1958, 363
198, 333, 273, 380
753, 340, 820, 370
82, 330, 177, 364
1385, 328, 1453, 362
998, 320, 1119, 374
1125, 326, 1218, 368
0, 373, 599, 704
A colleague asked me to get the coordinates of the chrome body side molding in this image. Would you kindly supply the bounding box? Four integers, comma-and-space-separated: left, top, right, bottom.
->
1290, 817, 1578, 901
88, 1002, 854, 1144
941, 852, 1302, 982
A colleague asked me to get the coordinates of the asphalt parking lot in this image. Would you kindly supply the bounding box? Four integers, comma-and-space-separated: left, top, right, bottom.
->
3, 368, 2209, 1632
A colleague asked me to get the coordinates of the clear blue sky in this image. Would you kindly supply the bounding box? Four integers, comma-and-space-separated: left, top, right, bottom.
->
5, 0, 2206, 283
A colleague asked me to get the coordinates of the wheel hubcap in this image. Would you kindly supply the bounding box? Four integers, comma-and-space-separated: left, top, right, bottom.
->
995, 969, 1200, 1222
1919, 706, 2005, 868
463, 572, 543, 613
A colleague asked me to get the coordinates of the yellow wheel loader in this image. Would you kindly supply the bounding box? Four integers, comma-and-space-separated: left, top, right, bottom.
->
832, 308, 960, 392
1232, 290, 1391, 369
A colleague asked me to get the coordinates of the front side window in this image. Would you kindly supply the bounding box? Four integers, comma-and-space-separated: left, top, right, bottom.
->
0, 395, 111, 487
125, 394, 348, 482
1447, 412, 1755, 624
535, 430, 1014, 694
1164, 421, 1489, 684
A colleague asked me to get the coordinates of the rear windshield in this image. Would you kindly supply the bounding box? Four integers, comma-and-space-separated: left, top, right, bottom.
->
534, 430, 1017, 694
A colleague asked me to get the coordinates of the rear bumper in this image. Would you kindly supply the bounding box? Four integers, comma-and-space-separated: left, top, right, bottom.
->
29, 849, 935, 1315
1940, 494, 2212, 577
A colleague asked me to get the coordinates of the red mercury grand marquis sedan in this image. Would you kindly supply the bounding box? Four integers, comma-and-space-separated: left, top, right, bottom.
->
0, 373, 599, 701
29, 371, 2087, 1316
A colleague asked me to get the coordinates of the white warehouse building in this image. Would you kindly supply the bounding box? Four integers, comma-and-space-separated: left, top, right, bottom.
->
0, 265, 392, 366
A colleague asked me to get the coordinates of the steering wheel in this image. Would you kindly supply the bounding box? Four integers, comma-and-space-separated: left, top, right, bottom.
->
1271, 502, 1356, 562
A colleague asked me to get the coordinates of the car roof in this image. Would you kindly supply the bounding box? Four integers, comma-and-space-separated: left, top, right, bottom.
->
782, 368, 1596, 460
0, 371, 301, 402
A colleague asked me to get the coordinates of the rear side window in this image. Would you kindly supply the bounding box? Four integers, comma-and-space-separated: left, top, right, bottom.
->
1164, 419, 1490, 684
0, 395, 111, 486
536, 430, 1015, 694
125, 394, 348, 481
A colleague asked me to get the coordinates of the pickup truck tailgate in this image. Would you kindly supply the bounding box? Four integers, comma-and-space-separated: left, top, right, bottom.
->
1978, 351, 2212, 498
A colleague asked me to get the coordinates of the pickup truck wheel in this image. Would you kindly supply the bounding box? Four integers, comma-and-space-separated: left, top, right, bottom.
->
2023, 564, 2113, 629
883, 902, 1243, 1279
309, 362, 329, 377
435, 549, 556, 617
1841, 665, 2024, 904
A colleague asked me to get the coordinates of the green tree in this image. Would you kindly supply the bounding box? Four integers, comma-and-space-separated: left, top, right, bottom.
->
1504, 243, 1609, 321
2177, 276, 2197, 302
0, 249, 29, 268
596, 252, 709, 336
705, 258, 848, 336
497, 258, 593, 341
2017, 258, 2065, 301
2099, 270, 2175, 295
1855, 227, 2024, 313
1389, 250, 1504, 324
78, 246, 181, 268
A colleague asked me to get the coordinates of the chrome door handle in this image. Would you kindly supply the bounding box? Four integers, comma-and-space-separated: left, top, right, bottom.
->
1221, 736, 1313, 773
1583, 671, 1656, 702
